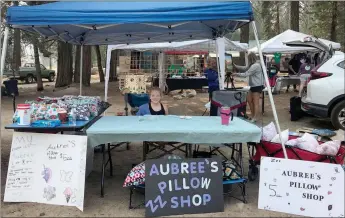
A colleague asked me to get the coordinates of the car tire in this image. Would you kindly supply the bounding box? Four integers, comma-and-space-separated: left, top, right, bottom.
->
331, 101, 345, 130
25, 74, 34, 84
48, 73, 55, 82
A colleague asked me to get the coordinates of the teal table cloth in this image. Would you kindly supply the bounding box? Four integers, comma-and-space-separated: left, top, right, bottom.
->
86, 115, 262, 147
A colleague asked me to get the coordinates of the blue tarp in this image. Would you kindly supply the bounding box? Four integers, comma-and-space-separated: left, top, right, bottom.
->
6, 1, 253, 45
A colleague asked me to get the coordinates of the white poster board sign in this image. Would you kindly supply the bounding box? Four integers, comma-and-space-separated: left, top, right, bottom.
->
4, 132, 87, 211
258, 157, 344, 217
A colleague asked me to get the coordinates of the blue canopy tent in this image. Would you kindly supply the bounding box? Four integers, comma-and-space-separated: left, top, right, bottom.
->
0, 1, 288, 158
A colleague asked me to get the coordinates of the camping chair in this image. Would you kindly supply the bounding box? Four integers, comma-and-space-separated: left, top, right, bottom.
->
124, 93, 150, 116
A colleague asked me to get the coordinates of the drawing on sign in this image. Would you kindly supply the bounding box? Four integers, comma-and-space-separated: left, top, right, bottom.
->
43, 186, 56, 201
63, 187, 73, 203
60, 170, 73, 182
71, 188, 77, 203
334, 167, 340, 174
42, 165, 52, 183
145, 195, 167, 213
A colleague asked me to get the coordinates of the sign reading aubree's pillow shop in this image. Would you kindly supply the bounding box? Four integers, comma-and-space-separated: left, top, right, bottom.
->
145, 158, 224, 217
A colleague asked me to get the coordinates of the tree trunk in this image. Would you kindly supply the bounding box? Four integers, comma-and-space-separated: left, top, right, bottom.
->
330, 1, 338, 42
32, 38, 44, 91
12, 1, 21, 76
74, 45, 81, 83
55, 41, 73, 88
275, 2, 281, 34
262, 1, 273, 39
82, 45, 92, 87
290, 1, 300, 31
239, 24, 250, 66
94, 45, 105, 82
109, 50, 118, 81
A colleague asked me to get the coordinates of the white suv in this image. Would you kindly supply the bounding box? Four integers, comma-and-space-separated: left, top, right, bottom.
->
302, 51, 345, 130
286, 37, 345, 130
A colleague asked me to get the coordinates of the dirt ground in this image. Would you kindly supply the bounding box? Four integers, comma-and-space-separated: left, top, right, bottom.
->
0, 78, 338, 217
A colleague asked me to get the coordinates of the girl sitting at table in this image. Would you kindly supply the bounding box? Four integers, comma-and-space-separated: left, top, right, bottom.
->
137, 87, 169, 116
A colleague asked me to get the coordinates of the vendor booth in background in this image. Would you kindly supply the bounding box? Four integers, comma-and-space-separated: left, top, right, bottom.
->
105, 38, 247, 96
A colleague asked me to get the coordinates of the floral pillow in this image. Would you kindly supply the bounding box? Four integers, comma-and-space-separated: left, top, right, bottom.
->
222, 160, 241, 180
123, 155, 183, 188
123, 162, 145, 187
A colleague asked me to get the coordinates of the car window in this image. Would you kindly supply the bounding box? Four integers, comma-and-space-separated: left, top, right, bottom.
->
40, 64, 46, 70
337, 61, 344, 69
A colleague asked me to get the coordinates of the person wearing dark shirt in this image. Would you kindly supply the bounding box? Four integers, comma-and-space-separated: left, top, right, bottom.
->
287, 54, 300, 92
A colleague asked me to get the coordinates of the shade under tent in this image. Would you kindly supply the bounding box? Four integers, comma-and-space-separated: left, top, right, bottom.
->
104, 38, 249, 101
1, 1, 289, 158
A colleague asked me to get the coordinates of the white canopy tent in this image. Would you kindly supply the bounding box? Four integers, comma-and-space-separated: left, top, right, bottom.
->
104, 38, 248, 101
249, 29, 341, 54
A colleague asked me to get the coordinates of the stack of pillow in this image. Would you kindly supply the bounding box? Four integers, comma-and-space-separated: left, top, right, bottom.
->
262, 122, 341, 156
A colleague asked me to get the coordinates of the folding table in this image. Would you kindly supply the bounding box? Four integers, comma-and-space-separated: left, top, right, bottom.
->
86, 115, 262, 197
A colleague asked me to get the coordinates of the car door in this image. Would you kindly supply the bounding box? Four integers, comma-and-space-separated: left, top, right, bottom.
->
284, 37, 333, 62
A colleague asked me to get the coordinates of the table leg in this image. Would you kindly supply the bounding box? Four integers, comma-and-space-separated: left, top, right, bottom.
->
188, 144, 193, 158
143, 142, 147, 161
107, 143, 113, 177
101, 144, 105, 198
261, 92, 264, 114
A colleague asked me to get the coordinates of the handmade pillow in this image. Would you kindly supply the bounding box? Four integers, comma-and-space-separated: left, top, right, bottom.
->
297, 133, 319, 153
123, 155, 183, 187
285, 139, 299, 147
262, 122, 277, 141
222, 160, 241, 180
271, 129, 289, 145
316, 140, 341, 156
123, 162, 145, 187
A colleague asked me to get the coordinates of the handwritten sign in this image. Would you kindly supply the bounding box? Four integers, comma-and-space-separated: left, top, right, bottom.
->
258, 157, 344, 217
4, 132, 87, 211
145, 158, 224, 217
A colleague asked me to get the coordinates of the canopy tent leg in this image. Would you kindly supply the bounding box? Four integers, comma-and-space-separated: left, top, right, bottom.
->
79, 45, 84, 96
158, 51, 166, 91
0, 27, 10, 147
215, 37, 225, 90
251, 21, 288, 159
104, 46, 112, 102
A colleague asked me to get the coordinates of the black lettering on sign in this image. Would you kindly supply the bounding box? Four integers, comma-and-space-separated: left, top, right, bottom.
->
302, 193, 324, 201
68, 140, 76, 147
269, 184, 277, 197
271, 158, 281, 163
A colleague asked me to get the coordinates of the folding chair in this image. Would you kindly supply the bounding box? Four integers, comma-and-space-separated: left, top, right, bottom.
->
124, 93, 150, 116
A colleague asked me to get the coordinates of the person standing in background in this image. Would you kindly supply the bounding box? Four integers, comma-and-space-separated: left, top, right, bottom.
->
287, 53, 300, 92
233, 53, 265, 123
204, 58, 219, 116
298, 57, 314, 97
204, 58, 219, 101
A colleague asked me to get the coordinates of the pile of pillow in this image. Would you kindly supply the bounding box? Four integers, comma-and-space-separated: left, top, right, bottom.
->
262, 122, 341, 156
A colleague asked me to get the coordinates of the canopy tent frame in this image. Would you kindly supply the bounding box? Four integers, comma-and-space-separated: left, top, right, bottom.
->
0, 1, 288, 159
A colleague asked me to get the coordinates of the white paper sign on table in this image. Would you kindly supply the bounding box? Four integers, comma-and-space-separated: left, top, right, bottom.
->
258, 157, 344, 217
4, 132, 87, 211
